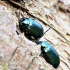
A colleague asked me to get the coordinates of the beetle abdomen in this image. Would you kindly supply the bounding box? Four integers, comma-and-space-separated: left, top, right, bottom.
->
42, 48, 60, 68
27, 18, 43, 39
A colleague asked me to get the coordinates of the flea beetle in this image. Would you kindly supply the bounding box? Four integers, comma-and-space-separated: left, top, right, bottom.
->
19, 18, 43, 40
37, 41, 60, 68
18, 18, 60, 68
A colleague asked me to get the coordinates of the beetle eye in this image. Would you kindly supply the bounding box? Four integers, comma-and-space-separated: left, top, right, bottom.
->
19, 22, 27, 32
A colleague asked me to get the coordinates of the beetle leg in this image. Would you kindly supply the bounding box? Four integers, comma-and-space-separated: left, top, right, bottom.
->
39, 52, 43, 57
24, 32, 36, 41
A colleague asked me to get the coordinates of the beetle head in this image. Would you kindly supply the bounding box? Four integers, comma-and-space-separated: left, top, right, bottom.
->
19, 18, 29, 32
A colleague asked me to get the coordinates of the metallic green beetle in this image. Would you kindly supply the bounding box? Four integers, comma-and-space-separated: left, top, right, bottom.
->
38, 41, 60, 68
19, 18, 43, 40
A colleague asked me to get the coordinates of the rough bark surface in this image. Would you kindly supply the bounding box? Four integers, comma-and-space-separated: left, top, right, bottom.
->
0, 0, 70, 70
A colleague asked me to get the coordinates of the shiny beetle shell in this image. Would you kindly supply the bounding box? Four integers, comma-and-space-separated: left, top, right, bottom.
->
38, 41, 60, 68
19, 18, 43, 40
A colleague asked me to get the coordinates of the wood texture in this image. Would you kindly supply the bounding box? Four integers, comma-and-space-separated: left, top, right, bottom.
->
0, 0, 70, 70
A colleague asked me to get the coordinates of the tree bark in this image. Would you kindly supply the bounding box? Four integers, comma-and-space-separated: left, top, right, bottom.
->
0, 0, 70, 70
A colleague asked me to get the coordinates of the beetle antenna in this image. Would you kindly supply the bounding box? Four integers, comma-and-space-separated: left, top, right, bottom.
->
16, 0, 23, 21
43, 25, 52, 36
16, 0, 23, 35
18, 0, 22, 21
